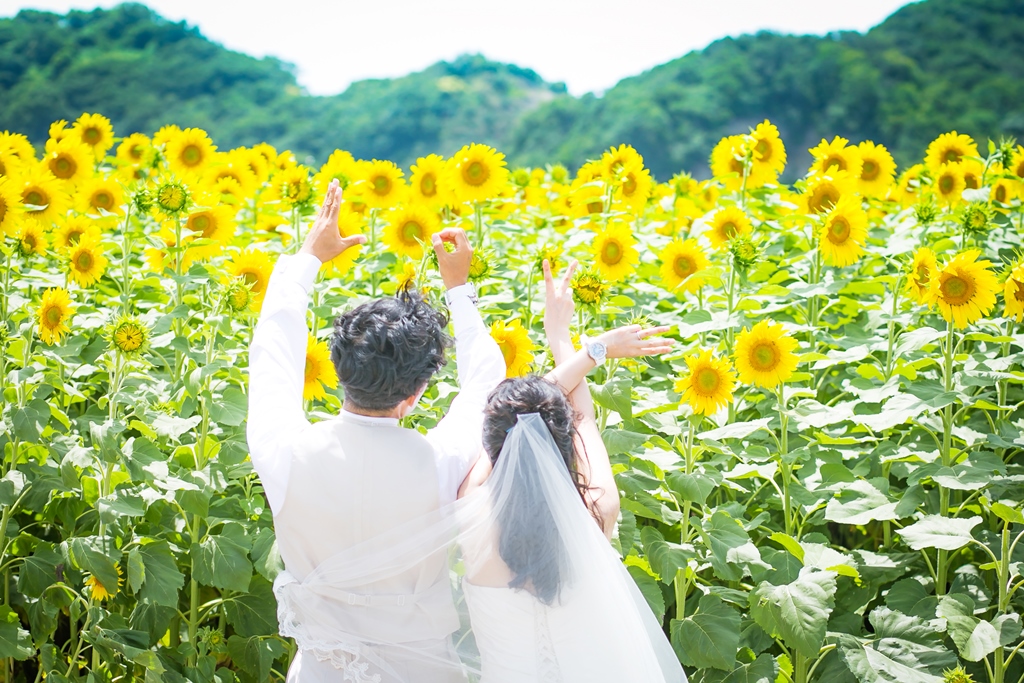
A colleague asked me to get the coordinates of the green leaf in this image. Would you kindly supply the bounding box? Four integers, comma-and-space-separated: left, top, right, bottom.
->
67, 537, 119, 591
138, 541, 184, 608
989, 502, 1024, 524
700, 511, 769, 581
227, 635, 285, 681
640, 526, 694, 583
627, 565, 665, 620
836, 607, 955, 683
824, 479, 899, 525
151, 413, 202, 441
717, 654, 778, 683
749, 569, 836, 659
224, 577, 278, 638
671, 594, 741, 670
699, 418, 771, 442
192, 533, 252, 593
666, 471, 720, 505
210, 387, 247, 427
592, 378, 633, 419
897, 515, 981, 550
12, 398, 51, 442
601, 429, 648, 456
769, 533, 805, 563
127, 547, 145, 594
0, 606, 34, 660
18, 543, 61, 598
0, 469, 26, 506
251, 529, 284, 582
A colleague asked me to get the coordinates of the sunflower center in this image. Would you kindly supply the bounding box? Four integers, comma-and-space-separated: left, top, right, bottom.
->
67, 229, 84, 245
93, 191, 113, 209
943, 148, 961, 164
241, 271, 263, 292
83, 127, 101, 144
76, 251, 94, 271
0, 160, 6, 175
463, 161, 489, 187
401, 220, 423, 243
622, 173, 637, 196
915, 265, 931, 288
695, 368, 720, 394
720, 221, 738, 239
939, 174, 955, 194
305, 357, 316, 380
995, 185, 1007, 203
372, 175, 391, 196
51, 155, 76, 179
823, 155, 846, 172
940, 274, 973, 305
0, 198, 6, 223
755, 139, 772, 161
730, 159, 744, 175
749, 342, 779, 371
602, 240, 623, 265
828, 217, 851, 244
809, 185, 839, 214
191, 214, 211, 234
130, 144, 144, 160
499, 340, 516, 367
182, 144, 203, 166
44, 305, 62, 326
673, 256, 694, 279
23, 233, 38, 250
587, 200, 603, 214
158, 185, 187, 212
420, 173, 437, 197
964, 172, 979, 190
1015, 161, 1024, 179
1014, 280, 1024, 303
861, 160, 878, 181
24, 189, 46, 207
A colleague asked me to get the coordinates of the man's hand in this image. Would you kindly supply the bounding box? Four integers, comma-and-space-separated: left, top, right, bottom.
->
299, 179, 366, 264
543, 258, 578, 340
596, 325, 674, 359
432, 228, 472, 290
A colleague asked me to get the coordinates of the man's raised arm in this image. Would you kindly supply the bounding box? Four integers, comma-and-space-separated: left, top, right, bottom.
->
246, 180, 365, 515
426, 229, 507, 502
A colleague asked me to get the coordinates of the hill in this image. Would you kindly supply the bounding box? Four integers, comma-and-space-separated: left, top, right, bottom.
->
1, 0, 1023, 178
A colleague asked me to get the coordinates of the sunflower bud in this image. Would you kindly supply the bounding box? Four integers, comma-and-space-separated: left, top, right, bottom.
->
914, 198, 940, 226
549, 164, 569, 184
942, 666, 976, 683
155, 180, 190, 216
131, 189, 153, 214
730, 236, 762, 272
107, 314, 150, 358
223, 277, 255, 314
570, 268, 607, 308
512, 168, 531, 188
958, 201, 992, 235
534, 244, 564, 275
468, 250, 493, 282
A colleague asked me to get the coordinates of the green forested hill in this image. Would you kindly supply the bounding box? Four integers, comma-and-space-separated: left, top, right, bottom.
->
1, 0, 1023, 177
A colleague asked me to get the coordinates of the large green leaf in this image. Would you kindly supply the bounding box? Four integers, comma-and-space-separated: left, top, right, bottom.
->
825, 479, 899, 525
938, 594, 1022, 661
666, 470, 720, 505
640, 526, 694, 583
700, 511, 769, 582
224, 577, 278, 638
749, 568, 836, 659
192, 533, 252, 593
626, 564, 665, 620
897, 515, 981, 550
670, 595, 741, 671
592, 378, 633, 419
699, 418, 771, 442
227, 635, 286, 682
836, 607, 956, 682
0, 606, 34, 660
138, 541, 185, 608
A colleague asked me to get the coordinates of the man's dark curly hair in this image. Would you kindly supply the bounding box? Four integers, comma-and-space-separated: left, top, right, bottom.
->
329, 289, 451, 412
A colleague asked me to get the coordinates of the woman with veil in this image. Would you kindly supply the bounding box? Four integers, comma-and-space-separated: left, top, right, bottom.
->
452, 260, 687, 682
272, 259, 687, 682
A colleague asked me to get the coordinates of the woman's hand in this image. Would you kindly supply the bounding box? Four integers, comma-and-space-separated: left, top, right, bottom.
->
543, 258, 578, 339
596, 324, 673, 359
299, 179, 366, 264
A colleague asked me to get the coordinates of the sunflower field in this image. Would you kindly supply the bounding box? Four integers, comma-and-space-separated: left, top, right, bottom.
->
0, 113, 1023, 683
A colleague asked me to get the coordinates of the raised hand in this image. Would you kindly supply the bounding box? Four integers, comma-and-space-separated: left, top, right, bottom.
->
596, 324, 673, 360
431, 228, 472, 290
300, 179, 366, 264
542, 258, 578, 340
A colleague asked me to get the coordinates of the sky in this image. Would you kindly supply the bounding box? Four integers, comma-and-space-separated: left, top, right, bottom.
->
0, 0, 917, 96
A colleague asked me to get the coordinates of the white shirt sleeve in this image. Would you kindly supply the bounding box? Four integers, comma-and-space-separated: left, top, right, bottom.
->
426, 284, 507, 504
246, 252, 321, 516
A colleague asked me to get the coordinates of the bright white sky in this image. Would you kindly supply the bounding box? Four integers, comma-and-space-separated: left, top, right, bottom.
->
0, 0, 916, 96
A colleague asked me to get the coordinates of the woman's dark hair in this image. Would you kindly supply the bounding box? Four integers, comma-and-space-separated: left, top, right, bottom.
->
329, 289, 451, 412
481, 375, 592, 605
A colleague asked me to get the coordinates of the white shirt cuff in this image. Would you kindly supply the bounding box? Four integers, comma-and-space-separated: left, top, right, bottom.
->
276, 252, 322, 293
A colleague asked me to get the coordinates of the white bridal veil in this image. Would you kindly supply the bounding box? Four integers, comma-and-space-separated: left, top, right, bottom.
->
273, 413, 687, 683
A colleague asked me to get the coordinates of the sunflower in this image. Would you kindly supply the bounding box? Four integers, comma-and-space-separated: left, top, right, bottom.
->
48, 119, 71, 144
601, 144, 644, 178
801, 171, 856, 214
237, 146, 271, 185
592, 221, 639, 282
253, 213, 289, 242
226, 249, 274, 308
203, 152, 258, 198
0, 176, 22, 236
383, 204, 440, 259
932, 163, 966, 207
204, 176, 245, 205
905, 246, 938, 305
116, 133, 154, 167
1011, 146, 1024, 181
569, 268, 607, 309
357, 160, 406, 210
304, 334, 338, 401
612, 159, 653, 214
445, 143, 509, 204
809, 136, 862, 178
165, 127, 217, 177
67, 237, 108, 286
20, 164, 71, 225
925, 132, 978, 174
896, 164, 928, 207
818, 196, 867, 267
927, 250, 999, 329
43, 137, 94, 186
0, 142, 24, 179
710, 135, 754, 190
75, 176, 124, 216
153, 180, 191, 217
1004, 263, 1024, 322
72, 113, 115, 159
272, 165, 315, 208
184, 204, 236, 259
0, 132, 35, 163
16, 219, 48, 256
108, 314, 150, 357
54, 216, 101, 251
960, 159, 984, 190
674, 350, 736, 415
36, 287, 74, 345
856, 141, 896, 198
706, 206, 752, 248
568, 180, 606, 218
322, 207, 365, 276
407, 154, 450, 209
749, 119, 786, 177
990, 177, 1017, 206
734, 319, 799, 388
223, 278, 255, 314
313, 149, 358, 194
490, 319, 535, 378
396, 261, 418, 291
658, 239, 708, 293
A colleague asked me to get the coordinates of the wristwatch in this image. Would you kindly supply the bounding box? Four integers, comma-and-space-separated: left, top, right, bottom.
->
579, 335, 607, 366
444, 283, 479, 307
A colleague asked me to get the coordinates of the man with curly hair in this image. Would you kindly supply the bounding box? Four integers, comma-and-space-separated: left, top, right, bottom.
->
246, 180, 505, 682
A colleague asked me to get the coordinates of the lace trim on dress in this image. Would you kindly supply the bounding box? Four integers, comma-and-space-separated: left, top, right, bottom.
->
534, 602, 562, 683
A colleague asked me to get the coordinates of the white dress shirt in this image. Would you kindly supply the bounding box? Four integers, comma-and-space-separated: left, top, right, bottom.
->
246, 252, 506, 515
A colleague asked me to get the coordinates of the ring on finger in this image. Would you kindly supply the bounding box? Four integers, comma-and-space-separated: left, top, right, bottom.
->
636, 329, 643, 340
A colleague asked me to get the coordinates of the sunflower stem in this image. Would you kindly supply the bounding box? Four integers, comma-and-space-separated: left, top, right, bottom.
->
936, 320, 956, 596
473, 202, 484, 250
884, 274, 904, 380
120, 205, 134, 316
775, 383, 794, 537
